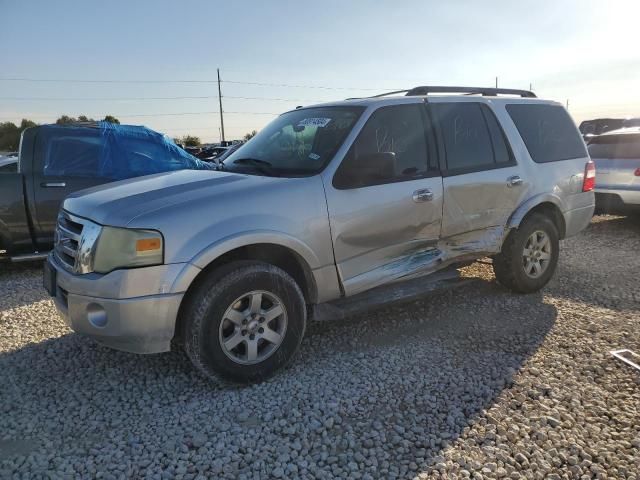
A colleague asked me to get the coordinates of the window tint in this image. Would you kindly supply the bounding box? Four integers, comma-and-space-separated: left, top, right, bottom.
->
43, 133, 105, 177
334, 104, 430, 188
432, 103, 495, 171
481, 106, 513, 164
507, 104, 587, 163
588, 134, 640, 159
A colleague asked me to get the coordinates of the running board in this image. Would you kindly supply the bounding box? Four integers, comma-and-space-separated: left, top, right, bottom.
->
310, 268, 474, 321
10, 252, 49, 262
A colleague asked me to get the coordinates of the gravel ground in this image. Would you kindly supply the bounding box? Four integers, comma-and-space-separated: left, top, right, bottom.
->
1, 215, 638, 479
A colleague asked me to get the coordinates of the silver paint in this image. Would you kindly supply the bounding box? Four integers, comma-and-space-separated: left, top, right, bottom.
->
48, 94, 595, 354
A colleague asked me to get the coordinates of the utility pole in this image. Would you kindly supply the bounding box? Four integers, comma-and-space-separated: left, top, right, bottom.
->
495, 76, 498, 88
529, 82, 533, 91
217, 68, 225, 143
566, 99, 569, 110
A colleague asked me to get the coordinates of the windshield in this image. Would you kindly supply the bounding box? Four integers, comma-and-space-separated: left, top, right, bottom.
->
223, 106, 364, 176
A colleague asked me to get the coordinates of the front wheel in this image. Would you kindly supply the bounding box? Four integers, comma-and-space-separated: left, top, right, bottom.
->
182, 261, 307, 383
493, 213, 560, 293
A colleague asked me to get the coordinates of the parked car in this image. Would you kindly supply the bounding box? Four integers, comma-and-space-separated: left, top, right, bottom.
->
588, 127, 640, 215
0, 156, 18, 173
579, 118, 625, 138
0, 122, 215, 261
44, 86, 595, 382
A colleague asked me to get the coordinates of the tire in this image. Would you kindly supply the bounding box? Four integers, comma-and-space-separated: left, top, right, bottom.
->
493, 213, 560, 293
182, 260, 306, 383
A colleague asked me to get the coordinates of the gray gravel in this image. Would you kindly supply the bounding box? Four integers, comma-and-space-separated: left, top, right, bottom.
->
1, 215, 639, 479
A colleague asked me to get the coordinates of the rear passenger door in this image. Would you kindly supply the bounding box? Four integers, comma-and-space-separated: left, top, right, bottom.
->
31, 128, 111, 248
430, 101, 528, 244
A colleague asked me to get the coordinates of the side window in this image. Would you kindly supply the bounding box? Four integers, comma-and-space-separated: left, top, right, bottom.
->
334, 104, 431, 189
481, 105, 514, 165
506, 104, 587, 163
41, 133, 106, 177
433, 103, 494, 172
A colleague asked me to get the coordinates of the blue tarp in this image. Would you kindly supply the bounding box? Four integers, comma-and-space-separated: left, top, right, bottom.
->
43, 122, 216, 179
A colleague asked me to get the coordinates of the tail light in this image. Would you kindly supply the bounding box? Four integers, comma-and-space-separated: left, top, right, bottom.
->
634, 168, 640, 177
583, 161, 596, 192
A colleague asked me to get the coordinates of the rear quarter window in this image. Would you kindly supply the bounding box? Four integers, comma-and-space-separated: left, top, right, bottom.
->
506, 104, 587, 163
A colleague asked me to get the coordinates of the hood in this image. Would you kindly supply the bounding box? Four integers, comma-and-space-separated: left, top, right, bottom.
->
63, 169, 283, 226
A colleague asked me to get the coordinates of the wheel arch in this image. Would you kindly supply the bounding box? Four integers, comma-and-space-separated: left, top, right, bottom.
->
173, 240, 318, 343
507, 195, 567, 239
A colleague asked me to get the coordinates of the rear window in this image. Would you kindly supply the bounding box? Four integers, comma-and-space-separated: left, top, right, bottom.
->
507, 104, 587, 163
588, 134, 640, 159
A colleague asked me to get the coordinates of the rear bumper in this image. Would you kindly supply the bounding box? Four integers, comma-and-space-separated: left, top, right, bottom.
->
595, 187, 640, 211
47, 253, 195, 354
564, 203, 595, 238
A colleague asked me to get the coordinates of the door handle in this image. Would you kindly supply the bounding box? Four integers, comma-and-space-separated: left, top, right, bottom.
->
413, 189, 434, 202
507, 176, 523, 187
41, 182, 66, 188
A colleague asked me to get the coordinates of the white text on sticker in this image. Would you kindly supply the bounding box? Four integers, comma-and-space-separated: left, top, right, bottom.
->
297, 118, 332, 128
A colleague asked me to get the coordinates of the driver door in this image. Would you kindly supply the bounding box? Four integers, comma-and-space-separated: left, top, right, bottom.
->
324, 103, 443, 296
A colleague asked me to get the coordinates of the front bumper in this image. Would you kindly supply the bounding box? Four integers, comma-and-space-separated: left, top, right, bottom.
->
46, 253, 199, 354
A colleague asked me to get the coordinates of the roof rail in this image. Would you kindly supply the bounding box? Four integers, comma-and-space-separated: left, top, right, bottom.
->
405, 86, 536, 98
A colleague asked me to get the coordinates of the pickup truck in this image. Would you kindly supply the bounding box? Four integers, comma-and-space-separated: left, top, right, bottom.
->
44, 86, 595, 383
0, 122, 214, 261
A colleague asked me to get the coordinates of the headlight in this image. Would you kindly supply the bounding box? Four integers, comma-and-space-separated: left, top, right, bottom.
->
92, 227, 164, 273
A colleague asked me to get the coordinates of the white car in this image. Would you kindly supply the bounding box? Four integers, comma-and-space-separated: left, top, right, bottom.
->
0, 156, 18, 173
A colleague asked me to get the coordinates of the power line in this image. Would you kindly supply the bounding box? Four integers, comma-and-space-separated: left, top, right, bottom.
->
0, 110, 279, 120
221, 80, 398, 91
0, 95, 322, 102
0, 76, 399, 91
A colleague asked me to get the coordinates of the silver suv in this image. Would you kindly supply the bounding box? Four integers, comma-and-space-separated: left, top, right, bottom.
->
587, 127, 640, 215
44, 86, 595, 382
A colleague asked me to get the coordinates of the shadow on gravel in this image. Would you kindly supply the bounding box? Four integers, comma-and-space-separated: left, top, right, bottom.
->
0, 276, 557, 477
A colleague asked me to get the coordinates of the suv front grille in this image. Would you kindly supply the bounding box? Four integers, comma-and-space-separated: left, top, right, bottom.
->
54, 212, 84, 272
54, 212, 102, 274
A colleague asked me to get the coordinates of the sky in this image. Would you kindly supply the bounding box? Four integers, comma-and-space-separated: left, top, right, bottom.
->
1, 0, 639, 143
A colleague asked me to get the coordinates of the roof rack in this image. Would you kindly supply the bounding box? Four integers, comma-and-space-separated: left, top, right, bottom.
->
405, 86, 536, 98
346, 86, 536, 101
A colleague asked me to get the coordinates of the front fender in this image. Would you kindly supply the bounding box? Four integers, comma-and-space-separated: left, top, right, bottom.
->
507, 193, 566, 229
188, 230, 322, 270
168, 230, 323, 296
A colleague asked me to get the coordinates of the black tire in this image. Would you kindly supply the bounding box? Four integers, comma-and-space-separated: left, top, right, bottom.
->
493, 213, 560, 293
182, 260, 306, 383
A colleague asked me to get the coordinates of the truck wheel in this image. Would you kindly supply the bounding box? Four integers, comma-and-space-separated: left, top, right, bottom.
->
182, 261, 306, 383
493, 213, 559, 293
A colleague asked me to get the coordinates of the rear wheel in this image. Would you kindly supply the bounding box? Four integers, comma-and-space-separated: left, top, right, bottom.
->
182, 261, 306, 383
493, 213, 559, 293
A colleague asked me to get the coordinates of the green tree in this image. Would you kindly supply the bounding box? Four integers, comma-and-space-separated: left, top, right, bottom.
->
0, 118, 38, 151
102, 115, 120, 124
0, 122, 20, 151
243, 130, 258, 141
56, 115, 76, 124
55, 115, 96, 124
180, 135, 201, 147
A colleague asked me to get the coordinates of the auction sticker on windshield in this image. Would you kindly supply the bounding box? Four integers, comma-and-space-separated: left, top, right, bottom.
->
298, 118, 332, 128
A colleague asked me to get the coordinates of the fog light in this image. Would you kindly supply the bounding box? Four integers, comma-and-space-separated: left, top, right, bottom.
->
86, 303, 107, 328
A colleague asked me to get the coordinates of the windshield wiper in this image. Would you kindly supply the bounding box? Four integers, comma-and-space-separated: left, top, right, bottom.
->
228, 157, 278, 176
